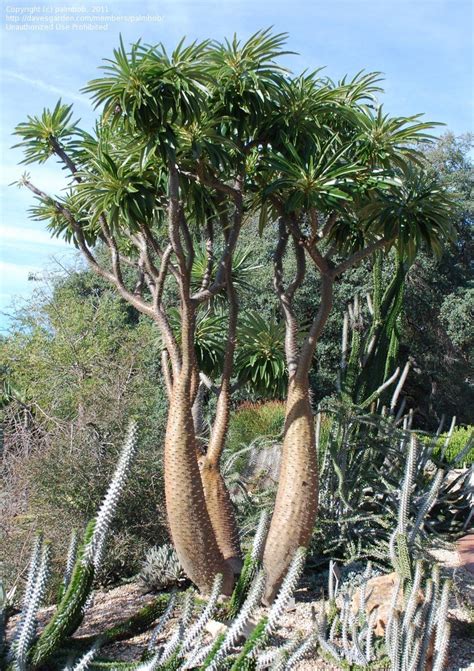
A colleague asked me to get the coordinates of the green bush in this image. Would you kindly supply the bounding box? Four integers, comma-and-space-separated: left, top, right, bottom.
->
1, 423, 169, 598
429, 425, 474, 465
227, 401, 286, 453
0, 275, 172, 594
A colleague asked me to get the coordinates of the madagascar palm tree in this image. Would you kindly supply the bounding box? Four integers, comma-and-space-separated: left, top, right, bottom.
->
13, 30, 454, 603
255, 106, 454, 600
13, 30, 290, 595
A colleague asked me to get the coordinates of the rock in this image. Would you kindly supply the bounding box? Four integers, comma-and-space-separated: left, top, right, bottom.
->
205, 619, 229, 637
351, 571, 422, 637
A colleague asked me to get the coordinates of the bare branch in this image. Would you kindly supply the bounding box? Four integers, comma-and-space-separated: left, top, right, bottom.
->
180, 208, 195, 273
191, 193, 243, 304
22, 179, 156, 320
320, 212, 338, 240
155, 244, 173, 307
140, 220, 180, 281
331, 238, 391, 278
296, 273, 334, 380
179, 165, 240, 198
50, 137, 81, 181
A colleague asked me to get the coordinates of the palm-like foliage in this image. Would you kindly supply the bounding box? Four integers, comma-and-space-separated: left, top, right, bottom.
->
12, 100, 80, 165
264, 137, 362, 213
191, 245, 262, 298
353, 106, 440, 168
235, 312, 287, 397
208, 28, 291, 139
74, 149, 161, 230
12, 28, 456, 603
359, 165, 456, 259
83, 36, 211, 130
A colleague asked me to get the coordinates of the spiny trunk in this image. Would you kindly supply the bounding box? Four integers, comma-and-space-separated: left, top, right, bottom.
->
191, 380, 206, 439
164, 372, 234, 595
262, 378, 318, 604
199, 455, 242, 574
199, 381, 242, 575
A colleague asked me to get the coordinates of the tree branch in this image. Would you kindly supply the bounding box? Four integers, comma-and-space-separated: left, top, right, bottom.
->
273, 217, 303, 376
191, 191, 243, 304
207, 229, 239, 465
22, 179, 164, 324
200, 220, 214, 291
161, 349, 173, 400
296, 273, 334, 381
331, 238, 391, 278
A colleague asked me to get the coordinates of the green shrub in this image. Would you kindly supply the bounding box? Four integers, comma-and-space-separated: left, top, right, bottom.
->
421, 425, 474, 465
227, 401, 286, 453
1, 420, 169, 597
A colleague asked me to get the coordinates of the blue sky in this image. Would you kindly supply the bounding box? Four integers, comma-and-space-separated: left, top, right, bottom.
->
0, 0, 472, 331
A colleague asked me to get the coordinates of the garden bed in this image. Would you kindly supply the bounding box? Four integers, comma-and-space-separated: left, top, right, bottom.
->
9, 543, 473, 670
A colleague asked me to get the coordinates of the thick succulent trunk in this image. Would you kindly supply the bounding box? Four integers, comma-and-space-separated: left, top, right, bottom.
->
262, 273, 332, 603
191, 379, 206, 438
199, 455, 242, 574
198, 376, 242, 575
164, 372, 234, 595
262, 377, 318, 604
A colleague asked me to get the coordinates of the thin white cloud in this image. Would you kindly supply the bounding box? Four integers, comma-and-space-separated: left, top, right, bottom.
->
0, 225, 68, 248
1, 69, 90, 107
0, 259, 42, 282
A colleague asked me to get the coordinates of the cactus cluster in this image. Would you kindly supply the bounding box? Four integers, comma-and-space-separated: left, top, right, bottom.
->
1, 414, 460, 670
338, 251, 408, 410
2, 539, 308, 670
314, 559, 451, 671
139, 544, 185, 593
0, 421, 145, 670
314, 402, 473, 565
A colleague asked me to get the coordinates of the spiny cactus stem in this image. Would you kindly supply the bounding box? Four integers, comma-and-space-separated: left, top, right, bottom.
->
85, 420, 138, 570
147, 592, 177, 651
181, 574, 222, 653
63, 530, 79, 591
14, 543, 51, 671
208, 572, 265, 670
266, 548, 306, 634
251, 511, 269, 562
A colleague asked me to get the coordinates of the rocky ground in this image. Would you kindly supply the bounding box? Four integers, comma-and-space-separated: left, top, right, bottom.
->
7, 541, 473, 670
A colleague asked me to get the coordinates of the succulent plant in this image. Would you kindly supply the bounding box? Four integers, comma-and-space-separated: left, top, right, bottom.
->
139, 544, 186, 593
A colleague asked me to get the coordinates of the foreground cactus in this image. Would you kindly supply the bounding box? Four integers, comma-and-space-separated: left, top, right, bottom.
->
313, 560, 451, 671
1, 421, 146, 670
1, 420, 458, 670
